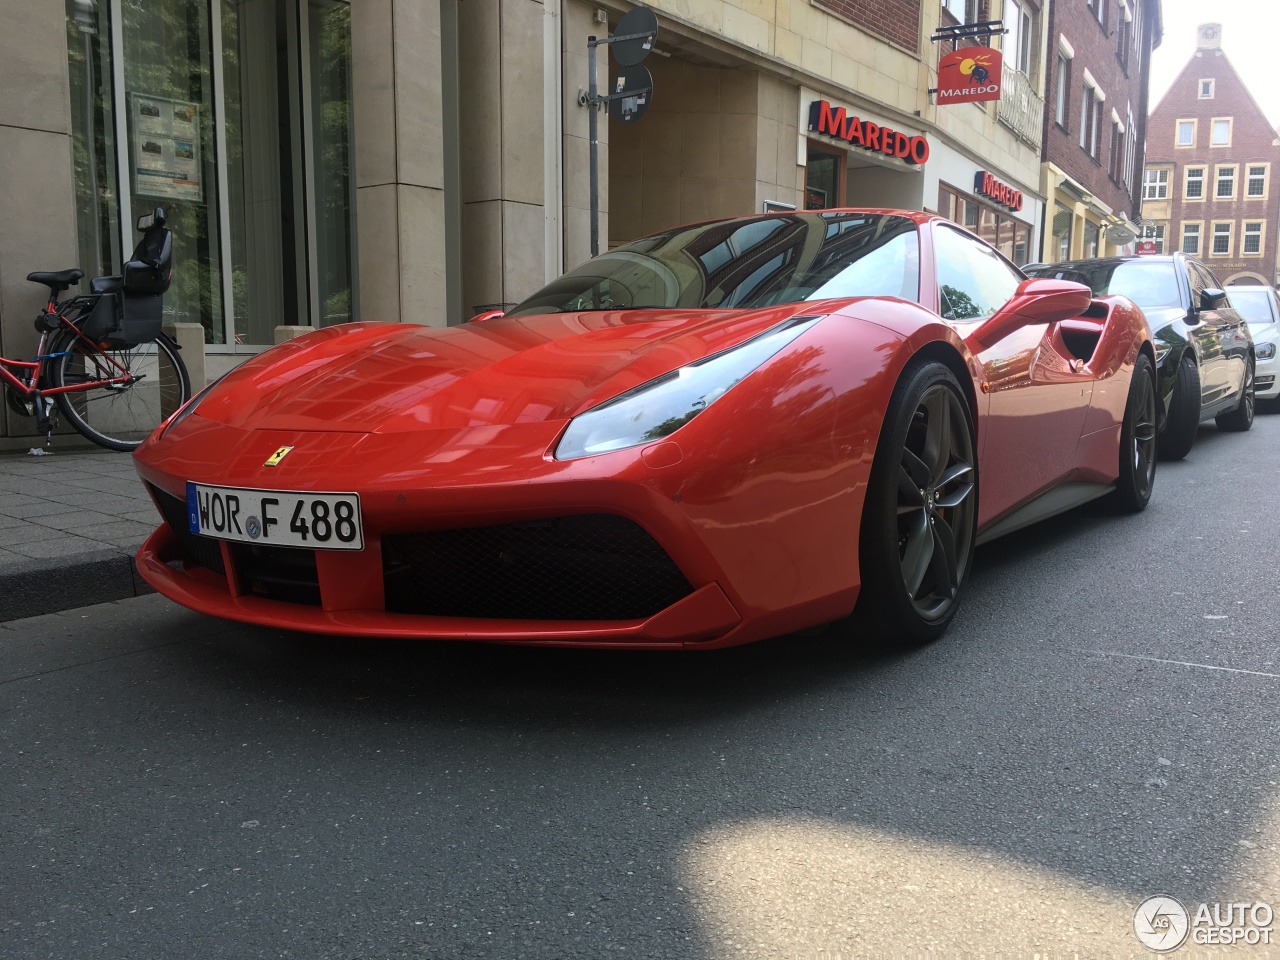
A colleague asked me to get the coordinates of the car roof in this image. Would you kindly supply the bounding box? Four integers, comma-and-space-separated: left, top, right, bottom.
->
1028, 255, 1178, 269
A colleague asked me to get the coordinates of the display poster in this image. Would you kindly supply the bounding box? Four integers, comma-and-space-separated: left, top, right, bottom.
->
132, 94, 202, 202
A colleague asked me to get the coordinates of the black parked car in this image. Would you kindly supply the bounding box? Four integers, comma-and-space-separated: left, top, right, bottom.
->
1025, 254, 1254, 459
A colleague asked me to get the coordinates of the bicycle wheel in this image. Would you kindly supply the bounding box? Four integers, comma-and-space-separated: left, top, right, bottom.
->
49, 328, 191, 451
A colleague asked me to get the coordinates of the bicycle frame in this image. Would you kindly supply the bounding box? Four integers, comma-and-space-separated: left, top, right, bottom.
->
0, 295, 136, 400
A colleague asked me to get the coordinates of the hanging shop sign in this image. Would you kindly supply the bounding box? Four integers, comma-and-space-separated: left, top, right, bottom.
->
936, 47, 1003, 105
131, 93, 202, 203
1136, 240, 1159, 256
807, 101, 930, 165
974, 170, 1023, 212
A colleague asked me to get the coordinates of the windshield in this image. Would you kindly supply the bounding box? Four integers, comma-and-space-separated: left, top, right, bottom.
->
507, 213, 920, 316
1227, 288, 1279, 325
1025, 260, 1182, 310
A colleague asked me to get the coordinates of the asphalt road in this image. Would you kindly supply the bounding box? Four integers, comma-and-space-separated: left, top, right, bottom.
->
4, 414, 1280, 958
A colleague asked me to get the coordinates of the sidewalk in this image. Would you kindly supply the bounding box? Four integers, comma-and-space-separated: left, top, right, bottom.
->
0, 448, 159, 620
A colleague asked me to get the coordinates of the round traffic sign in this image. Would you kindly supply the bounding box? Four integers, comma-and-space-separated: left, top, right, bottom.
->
608, 63, 653, 124
612, 7, 658, 67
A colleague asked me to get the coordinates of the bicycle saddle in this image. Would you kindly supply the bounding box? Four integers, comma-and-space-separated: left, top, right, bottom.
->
27, 269, 84, 293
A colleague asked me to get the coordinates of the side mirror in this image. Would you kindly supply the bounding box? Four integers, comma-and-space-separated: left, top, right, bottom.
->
1201, 287, 1227, 311
468, 309, 506, 324
964, 278, 1093, 352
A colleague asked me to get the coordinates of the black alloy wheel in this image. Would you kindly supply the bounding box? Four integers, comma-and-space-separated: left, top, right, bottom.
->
1111, 352, 1157, 512
1216, 356, 1255, 432
856, 361, 977, 646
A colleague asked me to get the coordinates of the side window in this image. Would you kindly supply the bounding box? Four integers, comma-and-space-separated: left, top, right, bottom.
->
933, 225, 1023, 321
1184, 261, 1206, 308
1193, 263, 1221, 293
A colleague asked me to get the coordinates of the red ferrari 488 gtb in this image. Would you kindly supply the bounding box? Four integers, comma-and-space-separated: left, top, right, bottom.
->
134, 210, 1157, 649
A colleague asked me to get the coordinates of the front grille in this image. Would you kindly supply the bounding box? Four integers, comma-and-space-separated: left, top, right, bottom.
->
151, 485, 225, 576
382, 515, 693, 620
230, 543, 321, 606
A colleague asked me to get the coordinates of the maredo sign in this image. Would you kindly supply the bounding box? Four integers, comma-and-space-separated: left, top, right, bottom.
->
974, 170, 1023, 212
808, 100, 930, 165
936, 46, 1003, 105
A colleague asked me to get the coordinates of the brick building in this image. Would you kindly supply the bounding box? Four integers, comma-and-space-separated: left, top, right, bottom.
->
1038, 0, 1162, 263
1142, 23, 1280, 286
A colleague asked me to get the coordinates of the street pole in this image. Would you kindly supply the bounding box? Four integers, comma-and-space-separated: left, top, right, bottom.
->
588, 36, 599, 257
583, 9, 656, 259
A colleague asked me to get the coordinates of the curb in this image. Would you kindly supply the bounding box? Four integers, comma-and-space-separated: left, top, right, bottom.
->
0, 549, 154, 622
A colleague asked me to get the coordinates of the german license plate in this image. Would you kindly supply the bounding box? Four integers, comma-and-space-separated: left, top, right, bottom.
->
186, 482, 363, 550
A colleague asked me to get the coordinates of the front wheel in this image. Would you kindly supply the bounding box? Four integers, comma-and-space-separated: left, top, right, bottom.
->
1160, 352, 1200, 460
1216, 356, 1255, 432
1110, 352, 1158, 512
855, 361, 978, 647
49, 329, 191, 451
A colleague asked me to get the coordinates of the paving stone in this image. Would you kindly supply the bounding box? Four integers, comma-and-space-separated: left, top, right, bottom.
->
0, 501, 73, 520
27, 510, 134, 532
70, 520, 156, 542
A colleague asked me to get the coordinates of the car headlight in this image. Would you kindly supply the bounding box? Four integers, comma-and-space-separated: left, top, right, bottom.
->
160, 372, 229, 439
1257, 342, 1277, 360
554, 316, 823, 460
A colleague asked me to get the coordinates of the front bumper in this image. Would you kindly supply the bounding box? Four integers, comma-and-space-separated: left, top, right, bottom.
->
136, 523, 743, 648
1256, 352, 1280, 399
134, 418, 864, 649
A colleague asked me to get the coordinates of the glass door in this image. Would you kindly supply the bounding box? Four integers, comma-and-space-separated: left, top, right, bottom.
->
221, 0, 355, 346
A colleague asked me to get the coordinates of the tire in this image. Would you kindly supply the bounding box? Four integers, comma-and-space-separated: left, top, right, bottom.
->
855, 360, 978, 647
1110, 352, 1157, 512
49, 328, 191, 451
1216, 356, 1255, 432
1160, 352, 1200, 460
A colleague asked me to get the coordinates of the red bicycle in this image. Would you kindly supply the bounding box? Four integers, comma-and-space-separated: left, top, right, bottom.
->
7, 208, 191, 451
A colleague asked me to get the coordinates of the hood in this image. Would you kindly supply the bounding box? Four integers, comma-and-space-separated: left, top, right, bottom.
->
1245, 321, 1280, 345
1139, 305, 1189, 335
191, 304, 833, 435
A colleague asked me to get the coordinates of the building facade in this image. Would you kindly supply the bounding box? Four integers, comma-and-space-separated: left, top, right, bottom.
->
1141, 23, 1280, 286
1037, 0, 1161, 264
1, 0, 1050, 442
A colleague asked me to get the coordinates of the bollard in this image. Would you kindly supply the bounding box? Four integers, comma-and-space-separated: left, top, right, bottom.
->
161, 322, 207, 418
274, 325, 314, 344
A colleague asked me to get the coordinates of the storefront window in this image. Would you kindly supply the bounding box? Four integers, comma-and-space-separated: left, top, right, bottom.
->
1084, 220, 1100, 258
222, 0, 354, 344
66, 0, 354, 347
310, 1, 356, 326
805, 144, 843, 210
66, 0, 122, 285
1052, 202, 1073, 261
122, 0, 224, 341
939, 182, 1034, 267
220, 0, 287, 346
